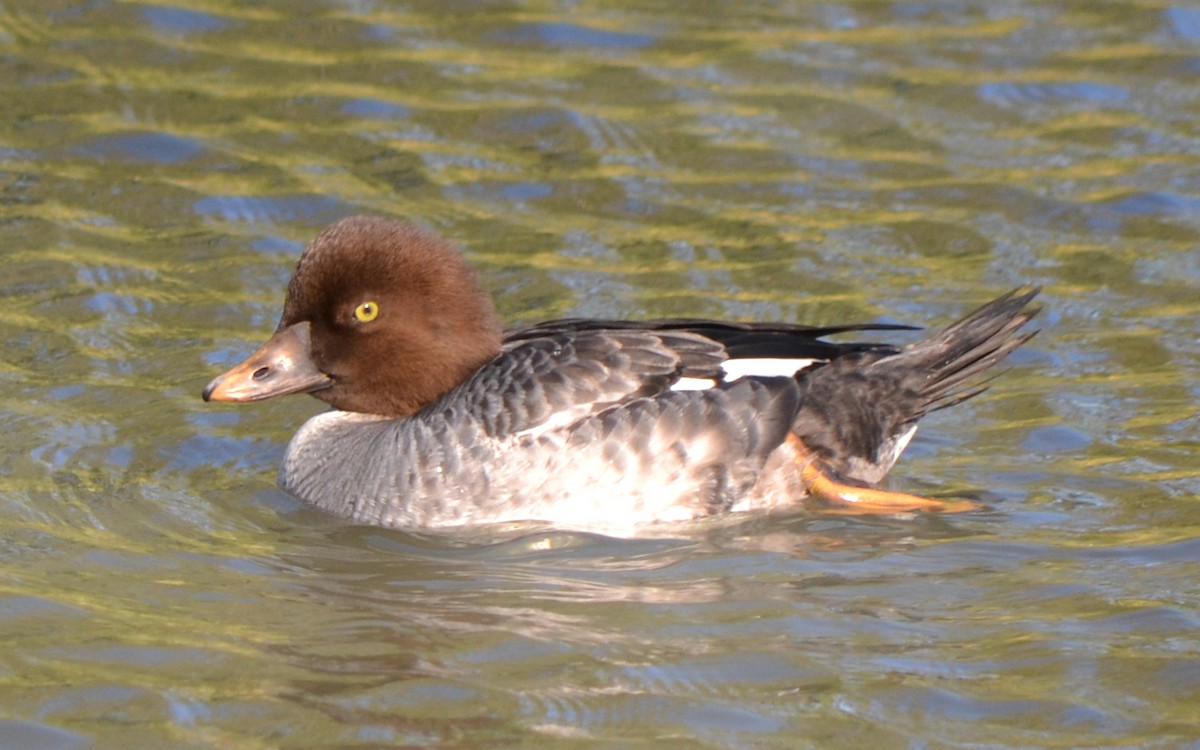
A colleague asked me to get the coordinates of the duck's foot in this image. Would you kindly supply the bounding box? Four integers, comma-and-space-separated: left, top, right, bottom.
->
786, 434, 981, 515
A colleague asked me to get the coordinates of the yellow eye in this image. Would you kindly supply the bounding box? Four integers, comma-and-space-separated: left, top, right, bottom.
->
354, 301, 380, 323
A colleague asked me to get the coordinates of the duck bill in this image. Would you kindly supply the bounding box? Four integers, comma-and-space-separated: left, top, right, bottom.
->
202, 321, 331, 403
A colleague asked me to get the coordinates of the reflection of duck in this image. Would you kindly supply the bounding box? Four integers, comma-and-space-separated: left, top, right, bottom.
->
204, 215, 1039, 535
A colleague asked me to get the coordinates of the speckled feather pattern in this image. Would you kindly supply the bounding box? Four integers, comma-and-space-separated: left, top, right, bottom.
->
280, 289, 1037, 535
281, 330, 803, 533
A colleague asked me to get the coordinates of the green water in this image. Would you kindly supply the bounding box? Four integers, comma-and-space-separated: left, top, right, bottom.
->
1, 0, 1199, 747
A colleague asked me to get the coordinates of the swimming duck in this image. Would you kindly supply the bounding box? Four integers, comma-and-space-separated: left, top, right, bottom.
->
203, 215, 1039, 535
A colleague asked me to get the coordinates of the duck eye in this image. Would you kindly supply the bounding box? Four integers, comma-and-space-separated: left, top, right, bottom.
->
354, 301, 380, 323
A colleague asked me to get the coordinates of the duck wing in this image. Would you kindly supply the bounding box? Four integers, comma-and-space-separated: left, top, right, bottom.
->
453, 328, 727, 438
461, 318, 914, 440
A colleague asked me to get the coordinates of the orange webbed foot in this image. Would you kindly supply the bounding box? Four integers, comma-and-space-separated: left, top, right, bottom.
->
786, 434, 982, 515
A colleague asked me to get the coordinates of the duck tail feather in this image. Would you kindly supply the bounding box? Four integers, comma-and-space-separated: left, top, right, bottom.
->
894, 286, 1040, 411
789, 287, 1039, 485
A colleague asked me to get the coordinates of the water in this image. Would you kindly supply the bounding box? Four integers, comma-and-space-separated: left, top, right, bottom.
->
2, 0, 1199, 747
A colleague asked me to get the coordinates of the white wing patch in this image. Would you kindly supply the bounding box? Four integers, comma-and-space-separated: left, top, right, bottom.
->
722, 357, 821, 380
671, 357, 823, 392
671, 377, 720, 391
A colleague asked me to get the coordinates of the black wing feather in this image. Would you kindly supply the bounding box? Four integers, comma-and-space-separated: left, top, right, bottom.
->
507, 317, 912, 361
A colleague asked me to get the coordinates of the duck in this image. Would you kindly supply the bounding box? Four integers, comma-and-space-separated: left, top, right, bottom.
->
203, 215, 1039, 536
